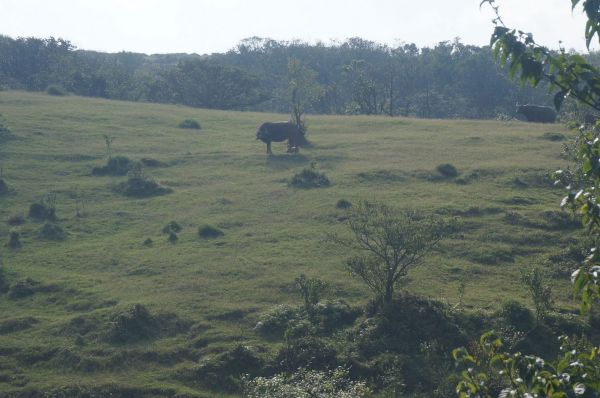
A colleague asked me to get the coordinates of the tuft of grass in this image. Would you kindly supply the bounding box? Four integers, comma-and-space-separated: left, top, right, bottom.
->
7, 214, 25, 225
0, 178, 8, 195
178, 119, 201, 129
162, 221, 182, 234
8, 230, 22, 249
107, 304, 157, 343
46, 84, 66, 96
198, 224, 224, 238
92, 156, 132, 176
336, 199, 352, 209
436, 163, 459, 178
115, 165, 172, 198
39, 222, 67, 241
290, 167, 330, 188
542, 132, 567, 141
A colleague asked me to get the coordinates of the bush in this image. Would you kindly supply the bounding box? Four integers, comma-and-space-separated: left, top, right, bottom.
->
196, 345, 264, 392
115, 165, 172, 198
498, 300, 535, 332
108, 304, 158, 343
39, 223, 67, 241
311, 300, 361, 333
168, 232, 178, 243
143, 238, 153, 246
0, 267, 8, 293
28, 194, 57, 221
8, 230, 22, 249
254, 305, 300, 338
436, 163, 459, 178
198, 224, 224, 238
46, 84, 66, 96
336, 199, 352, 209
8, 278, 41, 299
178, 119, 201, 129
275, 335, 338, 372
290, 168, 330, 189
92, 156, 132, 176
162, 221, 182, 234
7, 214, 25, 226
0, 179, 8, 195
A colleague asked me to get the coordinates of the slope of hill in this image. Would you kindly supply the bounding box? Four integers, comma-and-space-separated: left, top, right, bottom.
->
0, 91, 577, 396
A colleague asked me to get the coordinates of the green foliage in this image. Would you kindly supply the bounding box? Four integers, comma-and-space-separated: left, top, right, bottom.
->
243, 367, 371, 398
0, 266, 8, 293
92, 155, 132, 176
334, 201, 449, 304
289, 166, 330, 188
498, 300, 535, 332
46, 84, 66, 96
0, 178, 8, 195
196, 345, 264, 393
162, 221, 182, 234
521, 266, 554, 321
178, 119, 201, 129
294, 274, 328, 312
198, 224, 224, 238
7, 214, 25, 225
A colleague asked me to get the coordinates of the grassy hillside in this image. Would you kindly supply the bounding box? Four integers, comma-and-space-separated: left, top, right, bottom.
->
0, 91, 579, 396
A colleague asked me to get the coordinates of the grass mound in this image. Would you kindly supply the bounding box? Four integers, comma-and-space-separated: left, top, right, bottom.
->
178, 119, 201, 129
336, 198, 352, 209
115, 167, 172, 198
108, 304, 158, 343
436, 163, 459, 178
39, 223, 67, 241
290, 167, 330, 188
46, 84, 66, 96
0, 317, 39, 334
198, 224, 224, 238
92, 156, 132, 176
542, 132, 566, 141
7, 278, 58, 300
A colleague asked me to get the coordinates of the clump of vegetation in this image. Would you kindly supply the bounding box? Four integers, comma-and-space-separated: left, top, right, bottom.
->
38, 223, 67, 241
115, 164, 172, 198
521, 266, 553, 321
28, 193, 57, 221
168, 233, 178, 243
498, 300, 535, 332
46, 84, 66, 96
92, 155, 132, 176
243, 367, 371, 398
0, 266, 8, 293
7, 278, 44, 299
0, 317, 39, 334
336, 198, 352, 209
142, 238, 153, 246
542, 131, 566, 141
290, 164, 330, 188
0, 178, 8, 195
178, 119, 201, 129
107, 304, 158, 343
8, 230, 22, 249
140, 158, 167, 167
7, 214, 25, 226
195, 345, 264, 392
436, 163, 459, 178
198, 224, 224, 238
162, 221, 182, 234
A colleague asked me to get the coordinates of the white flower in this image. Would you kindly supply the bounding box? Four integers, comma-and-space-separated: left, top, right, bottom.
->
574, 383, 586, 395
571, 269, 580, 283
560, 373, 571, 383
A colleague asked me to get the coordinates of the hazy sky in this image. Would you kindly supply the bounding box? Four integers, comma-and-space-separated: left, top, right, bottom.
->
0, 0, 594, 54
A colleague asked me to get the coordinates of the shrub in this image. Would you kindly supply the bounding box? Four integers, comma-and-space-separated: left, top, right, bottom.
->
178, 119, 201, 129
436, 163, 459, 178
8, 278, 40, 299
254, 305, 299, 338
115, 165, 172, 198
92, 156, 132, 176
198, 224, 224, 238
290, 168, 330, 189
162, 221, 182, 234
46, 84, 66, 96
108, 304, 157, 343
0, 179, 8, 195
7, 214, 25, 226
0, 317, 38, 334
311, 300, 361, 333
168, 232, 178, 243
336, 199, 352, 209
498, 300, 535, 332
39, 223, 67, 241
28, 194, 57, 221
8, 230, 22, 249
0, 266, 8, 293
196, 345, 264, 392
143, 238, 153, 246
275, 335, 338, 372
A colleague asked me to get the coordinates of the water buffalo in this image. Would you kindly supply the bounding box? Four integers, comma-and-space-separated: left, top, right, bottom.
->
516, 104, 557, 123
256, 122, 300, 154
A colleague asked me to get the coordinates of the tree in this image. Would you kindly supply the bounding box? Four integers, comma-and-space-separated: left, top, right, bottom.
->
454, 2, 600, 397
332, 201, 448, 305
281, 57, 323, 138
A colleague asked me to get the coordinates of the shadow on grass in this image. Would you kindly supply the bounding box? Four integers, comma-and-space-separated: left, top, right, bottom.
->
265, 153, 310, 170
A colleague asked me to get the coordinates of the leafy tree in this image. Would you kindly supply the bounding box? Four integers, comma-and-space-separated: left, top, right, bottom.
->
281, 57, 323, 137
332, 201, 448, 305
294, 274, 328, 313
454, 2, 600, 397
520, 266, 553, 321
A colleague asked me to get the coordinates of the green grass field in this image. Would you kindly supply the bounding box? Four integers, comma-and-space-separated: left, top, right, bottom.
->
0, 91, 580, 396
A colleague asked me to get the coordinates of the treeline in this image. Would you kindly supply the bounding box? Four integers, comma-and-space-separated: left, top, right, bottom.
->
0, 34, 563, 119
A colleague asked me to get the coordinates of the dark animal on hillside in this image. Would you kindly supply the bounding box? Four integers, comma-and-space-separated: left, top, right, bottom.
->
256, 122, 301, 154
516, 104, 557, 123
584, 113, 600, 126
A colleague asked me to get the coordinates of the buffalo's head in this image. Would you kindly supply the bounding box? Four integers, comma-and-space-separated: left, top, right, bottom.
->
256, 124, 268, 141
